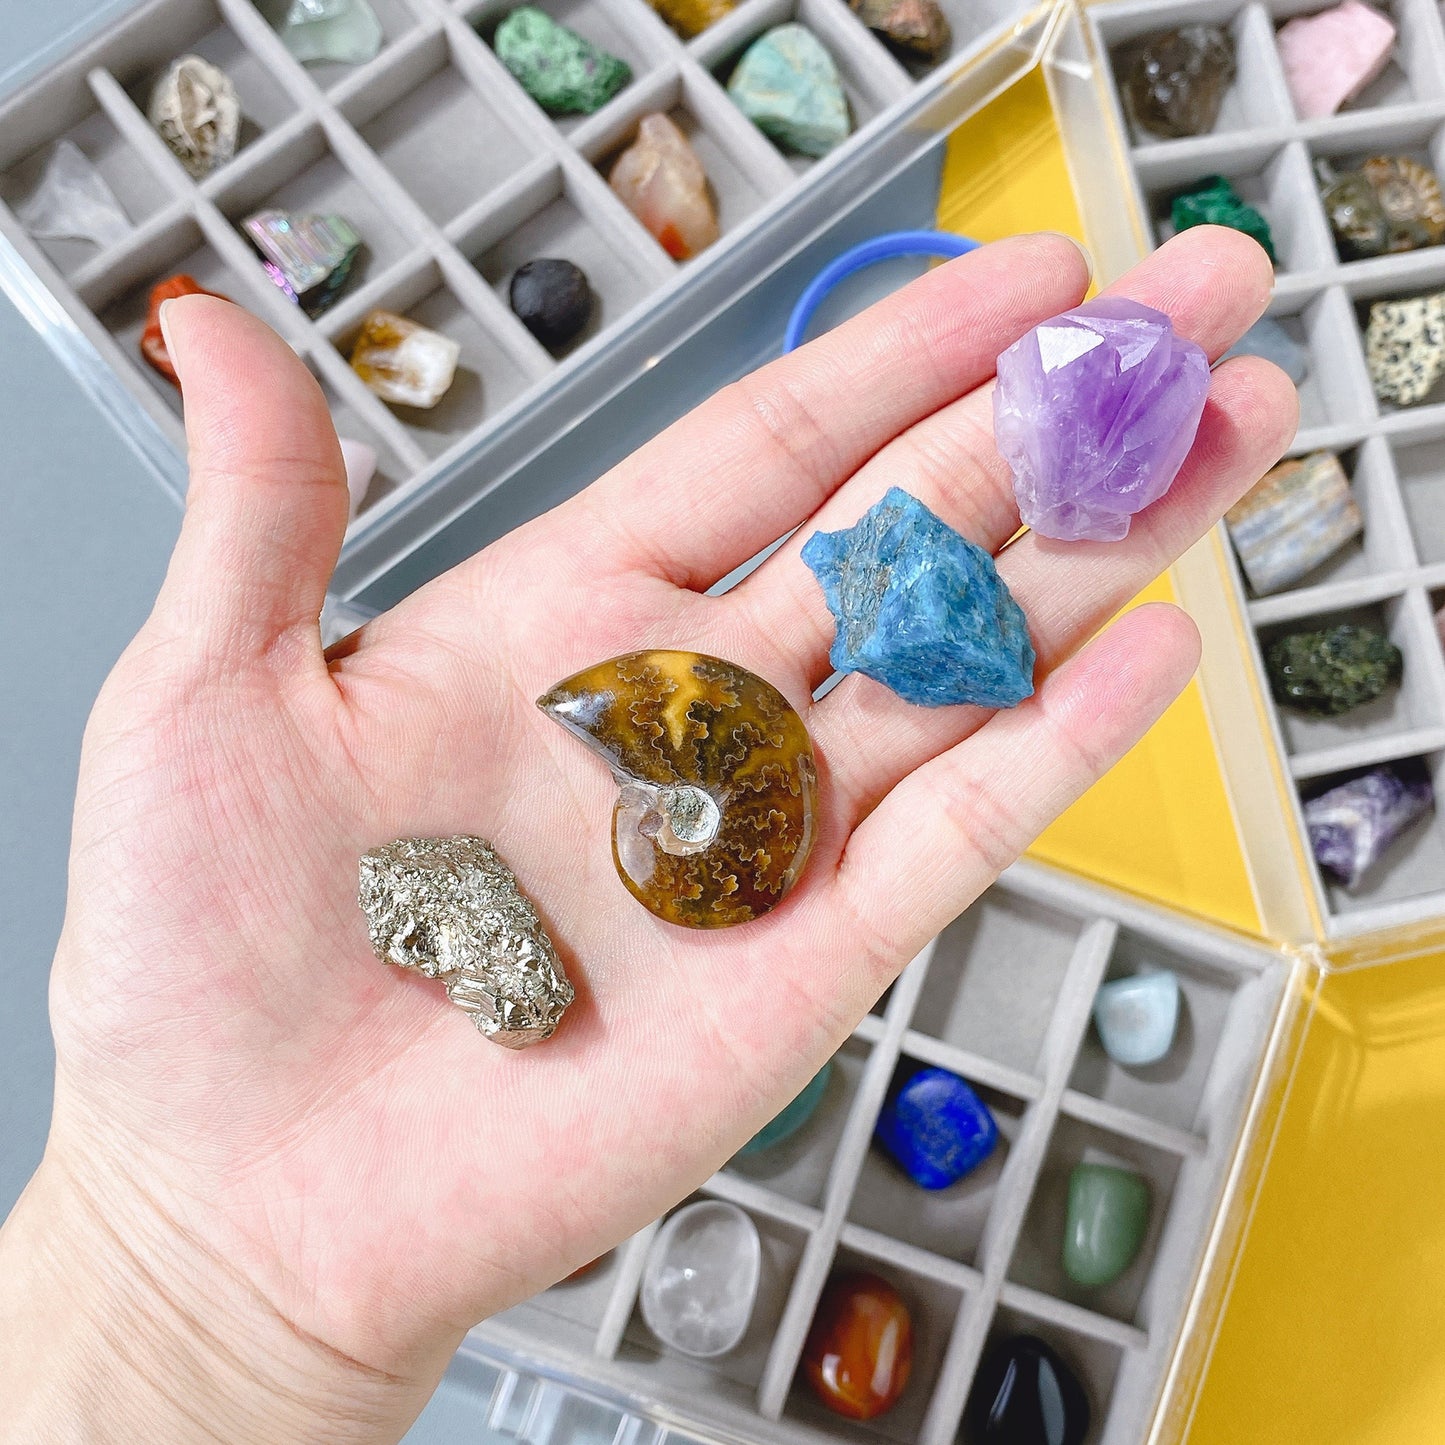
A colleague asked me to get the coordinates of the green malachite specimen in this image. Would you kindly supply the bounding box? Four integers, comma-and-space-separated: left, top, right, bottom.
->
1171, 174, 1276, 262
495, 7, 631, 116
727, 24, 851, 158
736, 1063, 832, 1156
1063, 1163, 1150, 1287
1266, 623, 1403, 716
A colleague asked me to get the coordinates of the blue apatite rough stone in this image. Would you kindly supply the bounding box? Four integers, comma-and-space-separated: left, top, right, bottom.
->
801, 487, 1035, 708
736, 1063, 832, 1157
874, 1066, 998, 1189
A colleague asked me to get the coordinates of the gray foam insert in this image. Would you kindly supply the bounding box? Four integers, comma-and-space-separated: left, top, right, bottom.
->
1091, 0, 1445, 937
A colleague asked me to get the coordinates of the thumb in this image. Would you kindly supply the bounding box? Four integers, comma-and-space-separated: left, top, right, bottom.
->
149, 294, 349, 665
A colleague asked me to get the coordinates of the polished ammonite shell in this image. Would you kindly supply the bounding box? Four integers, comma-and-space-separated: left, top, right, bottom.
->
537, 650, 818, 929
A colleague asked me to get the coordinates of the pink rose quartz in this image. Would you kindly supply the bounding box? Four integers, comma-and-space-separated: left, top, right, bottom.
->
1276, 0, 1397, 119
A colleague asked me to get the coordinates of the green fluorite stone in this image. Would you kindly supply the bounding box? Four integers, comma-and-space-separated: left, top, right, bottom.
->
727, 24, 851, 158
736, 1063, 832, 1156
279, 0, 384, 65
1063, 1163, 1150, 1287
1171, 174, 1276, 262
1266, 623, 1403, 716
495, 7, 631, 116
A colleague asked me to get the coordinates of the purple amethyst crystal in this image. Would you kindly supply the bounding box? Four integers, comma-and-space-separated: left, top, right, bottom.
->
1305, 765, 1434, 888
993, 296, 1211, 542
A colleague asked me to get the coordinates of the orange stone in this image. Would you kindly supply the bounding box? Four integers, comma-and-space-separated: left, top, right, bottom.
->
802, 1271, 912, 1420
141, 274, 228, 386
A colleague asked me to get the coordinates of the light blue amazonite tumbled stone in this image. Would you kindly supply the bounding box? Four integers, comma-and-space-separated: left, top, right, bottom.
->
1093, 971, 1180, 1067
801, 487, 1035, 708
1222, 316, 1310, 385
726, 23, 851, 158
736, 1063, 832, 1157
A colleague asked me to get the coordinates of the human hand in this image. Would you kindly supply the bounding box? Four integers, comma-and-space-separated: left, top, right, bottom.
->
0, 227, 1292, 1444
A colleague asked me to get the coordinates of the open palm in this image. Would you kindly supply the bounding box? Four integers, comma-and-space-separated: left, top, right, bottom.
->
33, 227, 1290, 1441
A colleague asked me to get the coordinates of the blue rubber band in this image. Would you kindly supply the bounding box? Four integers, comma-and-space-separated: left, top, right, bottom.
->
782, 230, 981, 354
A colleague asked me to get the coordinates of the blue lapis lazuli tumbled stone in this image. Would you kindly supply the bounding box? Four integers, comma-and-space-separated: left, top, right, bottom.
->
801, 487, 1035, 708
874, 1066, 999, 1190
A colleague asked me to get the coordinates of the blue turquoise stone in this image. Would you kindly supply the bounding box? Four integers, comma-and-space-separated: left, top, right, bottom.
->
874, 1066, 998, 1189
1092, 971, 1180, 1067
801, 487, 1035, 708
737, 1063, 832, 1156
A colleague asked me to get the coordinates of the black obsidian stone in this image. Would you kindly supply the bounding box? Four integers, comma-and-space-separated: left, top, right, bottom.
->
964, 1335, 1090, 1445
509, 257, 593, 349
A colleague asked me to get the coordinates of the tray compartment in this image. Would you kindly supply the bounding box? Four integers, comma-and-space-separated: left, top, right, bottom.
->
1395, 430, 1445, 562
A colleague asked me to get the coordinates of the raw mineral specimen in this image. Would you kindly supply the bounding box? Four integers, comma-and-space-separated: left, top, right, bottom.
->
1277, 0, 1396, 119
966, 1335, 1090, 1445
1063, 1163, 1151, 1287
640, 1201, 760, 1357
874, 1066, 998, 1189
801, 487, 1035, 707
727, 24, 851, 158
1320, 155, 1445, 260
339, 437, 377, 519
994, 296, 1210, 542
1093, 971, 1180, 1066
494, 7, 631, 115
736, 1063, 832, 1157
350, 309, 461, 409
509, 257, 593, 349
646, 0, 733, 39
357, 835, 574, 1047
278, 0, 384, 65
850, 0, 951, 63
1365, 291, 1445, 406
1222, 316, 1310, 384
1266, 623, 1403, 716
609, 113, 718, 260
15, 139, 131, 249
242, 209, 361, 316
1170, 174, 1275, 262
537, 650, 817, 928
803, 1272, 913, 1420
1225, 451, 1362, 595
148, 54, 240, 179
1117, 25, 1235, 140
140, 273, 229, 385
1305, 765, 1433, 887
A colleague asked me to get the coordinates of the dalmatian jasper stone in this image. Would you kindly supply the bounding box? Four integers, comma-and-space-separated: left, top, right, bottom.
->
1365, 291, 1445, 406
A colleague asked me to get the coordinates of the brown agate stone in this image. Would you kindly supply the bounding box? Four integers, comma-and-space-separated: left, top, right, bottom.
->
537, 650, 818, 929
803, 1271, 913, 1420
141, 273, 228, 386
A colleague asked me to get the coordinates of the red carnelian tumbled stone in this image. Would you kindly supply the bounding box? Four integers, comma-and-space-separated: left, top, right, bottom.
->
141, 274, 229, 386
802, 1270, 913, 1419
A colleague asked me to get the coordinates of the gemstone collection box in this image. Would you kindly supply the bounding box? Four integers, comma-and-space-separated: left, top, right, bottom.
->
0, 0, 1044, 542
477, 861, 1296, 1445
1080, 0, 1445, 940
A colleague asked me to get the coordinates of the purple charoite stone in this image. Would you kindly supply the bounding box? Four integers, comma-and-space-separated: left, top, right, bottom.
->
993, 296, 1211, 542
1305, 765, 1434, 887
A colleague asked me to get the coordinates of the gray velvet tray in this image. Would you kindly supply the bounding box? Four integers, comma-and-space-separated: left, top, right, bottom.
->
472, 859, 1297, 1445
1086, 0, 1445, 939
0, 0, 1044, 542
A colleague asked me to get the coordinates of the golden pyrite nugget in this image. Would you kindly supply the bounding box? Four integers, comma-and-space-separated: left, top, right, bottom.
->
537, 650, 819, 929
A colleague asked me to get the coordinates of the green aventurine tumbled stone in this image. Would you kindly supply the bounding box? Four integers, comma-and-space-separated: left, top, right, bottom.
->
1266, 623, 1403, 716
495, 7, 631, 116
1063, 1163, 1150, 1288
727, 24, 851, 158
1171, 174, 1276, 262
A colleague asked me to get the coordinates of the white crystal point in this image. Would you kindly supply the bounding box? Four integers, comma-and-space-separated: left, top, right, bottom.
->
282, 0, 385, 64
640, 1201, 760, 1357
351, 310, 461, 410
16, 140, 131, 249
148, 54, 241, 179
339, 437, 377, 519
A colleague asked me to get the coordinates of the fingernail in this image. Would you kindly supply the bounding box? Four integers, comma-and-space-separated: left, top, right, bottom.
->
158, 298, 179, 369
1039, 231, 1095, 288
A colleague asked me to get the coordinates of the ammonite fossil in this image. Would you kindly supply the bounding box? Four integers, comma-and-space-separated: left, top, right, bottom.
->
537, 650, 818, 929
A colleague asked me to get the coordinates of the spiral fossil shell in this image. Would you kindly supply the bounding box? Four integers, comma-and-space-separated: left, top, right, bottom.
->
537, 650, 819, 929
